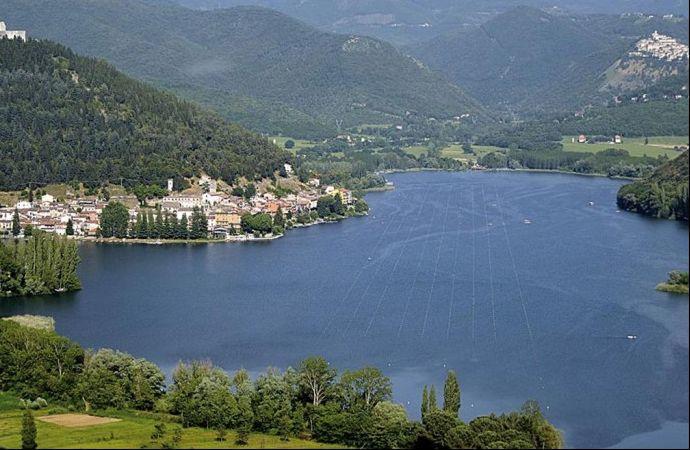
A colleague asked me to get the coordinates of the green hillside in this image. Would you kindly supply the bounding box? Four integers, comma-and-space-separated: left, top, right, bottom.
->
0, 0, 487, 138
617, 150, 689, 220
407, 6, 688, 115
0, 37, 288, 191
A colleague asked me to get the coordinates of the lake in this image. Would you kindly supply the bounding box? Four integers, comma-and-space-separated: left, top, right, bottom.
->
1, 171, 688, 448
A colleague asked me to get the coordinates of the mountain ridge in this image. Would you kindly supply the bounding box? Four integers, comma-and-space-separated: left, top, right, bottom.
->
1, 0, 488, 138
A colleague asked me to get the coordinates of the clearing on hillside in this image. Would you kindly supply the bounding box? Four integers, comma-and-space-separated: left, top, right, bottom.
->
38, 414, 121, 428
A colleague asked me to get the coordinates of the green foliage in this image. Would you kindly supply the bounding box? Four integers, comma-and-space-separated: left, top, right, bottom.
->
316, 195, 345, 218
21, 408, 37, 450
0, 320, 565, 449
240, 213, 273, 236
100, 202, 130, 239
557, 100, 689, 137
168, 361, 239, 429
443, 371, 460, 418
0, 232, 81, 297
0, 38, 288, 191
0, 320, 84, 401
76, 348, 166, 411
617, 150, 689, 220
298, 357, 336, 406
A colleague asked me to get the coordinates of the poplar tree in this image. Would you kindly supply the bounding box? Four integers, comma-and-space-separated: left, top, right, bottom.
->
421, 385, 429, 419
12, 209, 21, 237
429, 385, 438, 412
443, 370, 461, 418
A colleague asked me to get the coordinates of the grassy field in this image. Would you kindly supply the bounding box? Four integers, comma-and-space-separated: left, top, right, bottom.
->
0, 393, 335, 449
561, 136, 688, 158
268, 136, 316, 153
402, 143, 503, 162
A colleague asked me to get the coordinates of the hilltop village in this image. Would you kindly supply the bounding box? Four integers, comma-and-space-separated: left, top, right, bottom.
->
0, 166, 366, 242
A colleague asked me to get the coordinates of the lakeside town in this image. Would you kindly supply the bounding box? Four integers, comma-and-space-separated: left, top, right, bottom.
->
0, 164, 366, 242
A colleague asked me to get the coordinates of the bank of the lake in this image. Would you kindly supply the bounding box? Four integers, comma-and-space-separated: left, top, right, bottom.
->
1, 171, 687, 448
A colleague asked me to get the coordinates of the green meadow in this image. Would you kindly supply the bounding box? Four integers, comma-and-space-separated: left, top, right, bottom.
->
0, 393, 335, 450
560, 136, 688, 158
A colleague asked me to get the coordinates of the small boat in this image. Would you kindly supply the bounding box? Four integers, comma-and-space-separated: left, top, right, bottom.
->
367, 257, 372, 261
626, 335, 638, 340
588, 201, 595, 206
523, 219, 532, 224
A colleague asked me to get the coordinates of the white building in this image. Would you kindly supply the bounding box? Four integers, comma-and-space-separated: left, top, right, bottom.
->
0, 21, 26, 41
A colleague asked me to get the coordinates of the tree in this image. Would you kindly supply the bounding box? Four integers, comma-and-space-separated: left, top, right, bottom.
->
179, 214, 189, 239
298, 357, 336, 406
99, 202, 130, 238
367, 401, 414, 449
429, 385, 438, 412
12, 209, 21, 237
443, 370, 460, 418
168, 361, 237, 429
421, 385, 429, 419
65, 219, 74, 236
273, 208, 285, 230
21, 408, 37, 450
284, 140, 295, 149
339, 367, 392, 410
462, 142, 474, 154
244, 183, 257, 200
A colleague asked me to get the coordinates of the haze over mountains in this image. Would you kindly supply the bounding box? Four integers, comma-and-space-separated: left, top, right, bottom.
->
407, 6, 689, 115
1, 0, 486, 138
1, 0, 687, 138
175, 0, 690, 45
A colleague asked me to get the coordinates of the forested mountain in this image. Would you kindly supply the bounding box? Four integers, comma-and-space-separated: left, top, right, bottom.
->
175, 0, 690, 46
617, 150, 689, 220
0, 38, 288, 191
1, 0, 486, 138
407, 6, 689, 116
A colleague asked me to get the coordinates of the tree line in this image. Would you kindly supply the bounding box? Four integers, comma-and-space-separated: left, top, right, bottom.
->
0, 232, 81, 297
0, 320, 563, 449
99, 202, 209, 240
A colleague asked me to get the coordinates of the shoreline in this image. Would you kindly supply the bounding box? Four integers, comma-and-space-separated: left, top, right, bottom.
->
76, 213, 368, 246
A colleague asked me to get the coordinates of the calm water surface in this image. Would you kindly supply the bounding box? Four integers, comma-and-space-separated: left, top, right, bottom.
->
2, 172, 688, 448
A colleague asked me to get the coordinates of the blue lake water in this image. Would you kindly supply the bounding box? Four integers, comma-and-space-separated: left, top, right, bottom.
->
1, 171, 688, 448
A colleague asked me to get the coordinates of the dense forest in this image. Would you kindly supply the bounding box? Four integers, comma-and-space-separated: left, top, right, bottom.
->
0, 37, 289, 191
0, 319, 563, 449
0, 232, 81, 297
617, 150, 689, 220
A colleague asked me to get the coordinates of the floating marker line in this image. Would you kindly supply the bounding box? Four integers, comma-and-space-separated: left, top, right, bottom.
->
471, 187, 477, 357
397, 186, 442, 338
481, 185, 498, 344
319, 191, 412, 338
446, 188, 463, 340
421, 186, 453, 338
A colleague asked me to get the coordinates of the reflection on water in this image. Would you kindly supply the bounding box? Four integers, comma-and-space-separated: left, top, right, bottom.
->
1, 171, 688, 448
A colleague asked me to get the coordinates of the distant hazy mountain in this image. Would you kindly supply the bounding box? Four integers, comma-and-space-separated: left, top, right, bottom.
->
406, 6, 689, 116
1, 0, 486, 138
174, 0, 690, 46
